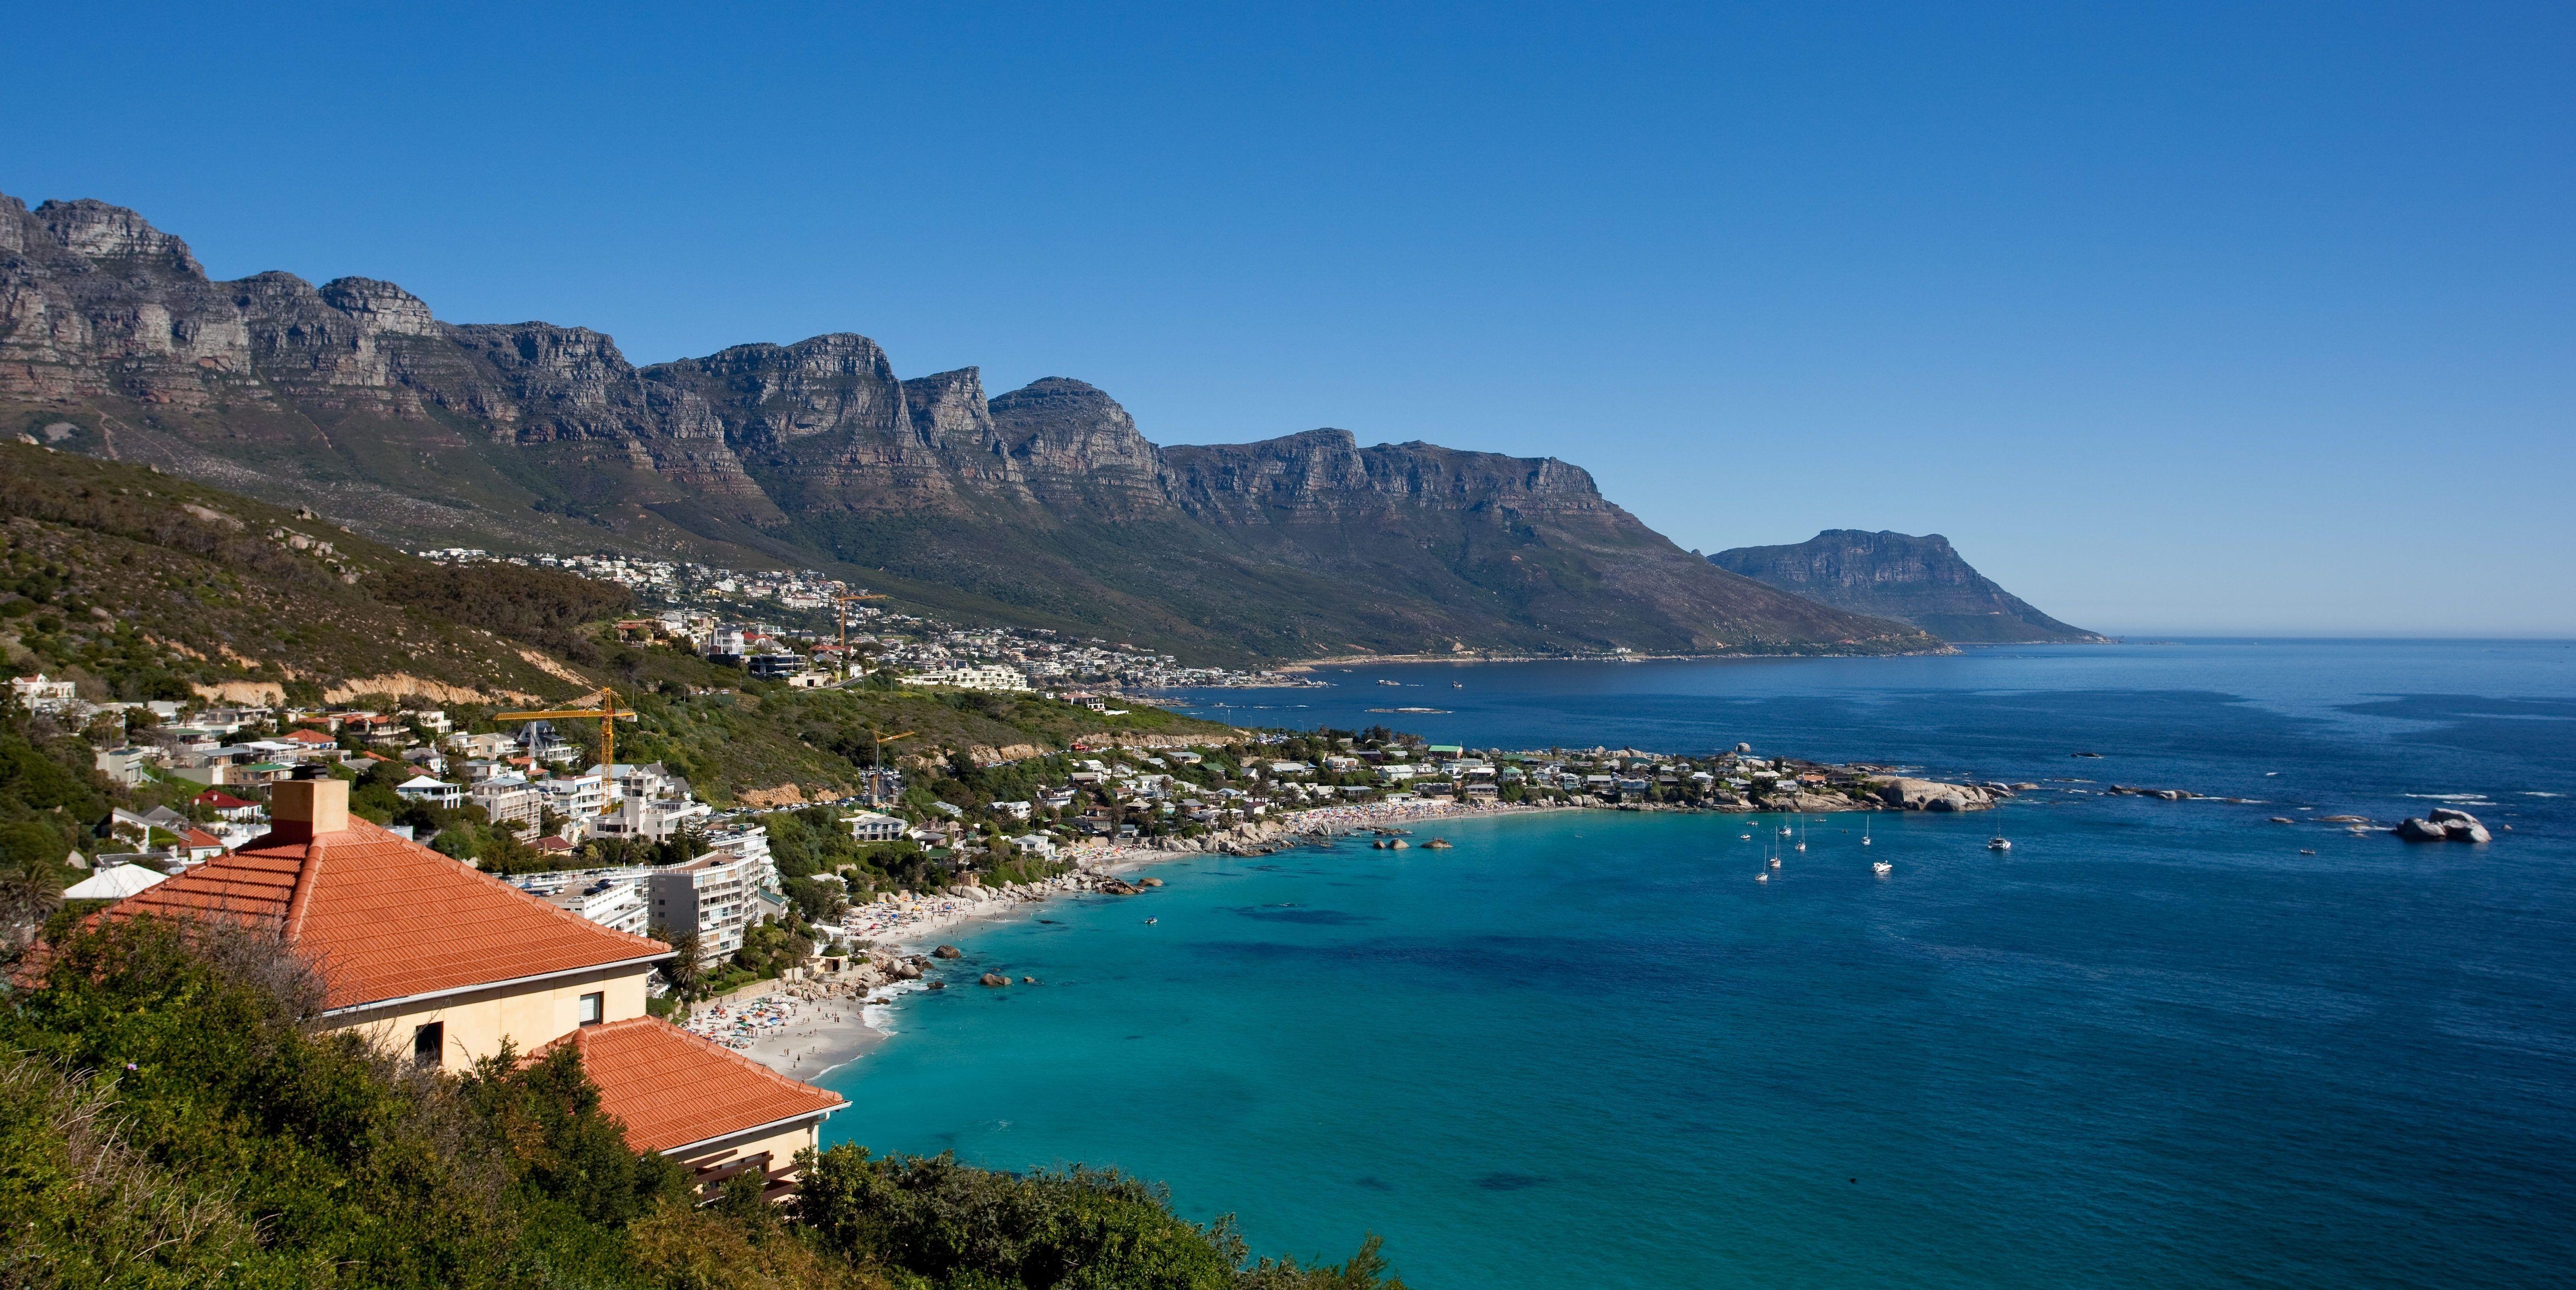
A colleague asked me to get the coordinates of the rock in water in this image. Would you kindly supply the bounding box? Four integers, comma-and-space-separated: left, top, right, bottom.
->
2427, 808, 2494, 842
932, 944, 962, 959
979, 973, 1009, 987
2393, 818, 2451, 842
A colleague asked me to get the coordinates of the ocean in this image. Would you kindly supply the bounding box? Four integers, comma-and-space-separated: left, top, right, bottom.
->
821, 640, 2576, 1288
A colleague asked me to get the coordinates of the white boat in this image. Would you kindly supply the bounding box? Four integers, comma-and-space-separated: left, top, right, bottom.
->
1862, 818, 1872, 846
1794, 817, 1807, 852
1756, 871, 1770, 882
1873, 860, 1892, 876
1987, 834, 2012, 852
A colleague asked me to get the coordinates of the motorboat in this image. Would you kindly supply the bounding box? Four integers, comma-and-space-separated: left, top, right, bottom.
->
1872, 860, 1892, 876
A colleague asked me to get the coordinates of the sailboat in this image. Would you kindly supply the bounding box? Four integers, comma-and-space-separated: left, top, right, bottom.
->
1987, 824, 2012, 852
1793, 816, 1807, 853
1861, 817, 1872, 846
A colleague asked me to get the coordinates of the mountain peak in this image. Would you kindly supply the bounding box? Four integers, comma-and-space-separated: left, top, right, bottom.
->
30, 197, 204, 275
1711, 530, 2103, 643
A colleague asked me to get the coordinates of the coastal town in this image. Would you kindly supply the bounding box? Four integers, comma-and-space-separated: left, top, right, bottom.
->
14, 649, 2052, 1070
418, 547, 1311, 695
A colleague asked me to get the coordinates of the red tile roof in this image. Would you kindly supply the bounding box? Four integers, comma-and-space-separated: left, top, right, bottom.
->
194, 789, 258, 810
281, 729, 336, 745
535, 1018, 845, 1153
98, 818, 668, 1011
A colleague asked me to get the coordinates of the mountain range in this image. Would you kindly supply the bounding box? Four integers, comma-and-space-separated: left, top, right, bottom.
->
0, 190, 1940, 663
1710, 530, 2106, 643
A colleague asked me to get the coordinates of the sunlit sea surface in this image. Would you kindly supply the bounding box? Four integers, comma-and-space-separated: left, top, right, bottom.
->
824, 640, 2576, 1288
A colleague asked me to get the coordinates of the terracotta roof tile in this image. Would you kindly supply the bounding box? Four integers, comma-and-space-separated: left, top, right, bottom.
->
537, 1018, 846, 1153
100, 818, 669, 1011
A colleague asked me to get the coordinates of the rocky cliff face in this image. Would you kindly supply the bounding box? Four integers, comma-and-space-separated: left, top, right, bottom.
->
1, 188, 1940, 661
1709, 530, 2104, 643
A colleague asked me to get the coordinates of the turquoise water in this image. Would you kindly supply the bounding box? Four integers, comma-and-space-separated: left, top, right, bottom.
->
825, 641, 2576, 1288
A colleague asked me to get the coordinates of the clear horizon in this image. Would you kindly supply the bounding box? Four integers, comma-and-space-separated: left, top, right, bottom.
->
8, 2, 2568, 637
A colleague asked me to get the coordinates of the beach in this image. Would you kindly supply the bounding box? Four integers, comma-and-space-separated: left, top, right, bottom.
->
712, 796, 1551, 1078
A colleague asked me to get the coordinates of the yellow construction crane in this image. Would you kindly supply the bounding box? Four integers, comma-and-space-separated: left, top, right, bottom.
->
866, 730, 914, 808
495, 688, 639, 811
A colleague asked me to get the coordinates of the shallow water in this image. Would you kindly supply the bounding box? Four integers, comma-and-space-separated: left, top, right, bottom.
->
824, 641, 2576, 1288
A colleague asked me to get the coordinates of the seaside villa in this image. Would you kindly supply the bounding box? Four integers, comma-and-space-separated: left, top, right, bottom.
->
72, 775, 845, 1199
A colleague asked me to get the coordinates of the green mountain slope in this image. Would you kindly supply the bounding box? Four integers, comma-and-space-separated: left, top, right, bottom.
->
0, 442, 610, 706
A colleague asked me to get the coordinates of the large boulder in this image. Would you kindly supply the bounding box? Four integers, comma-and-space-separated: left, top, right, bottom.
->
1874, 777, 1995, 812
2427, 809, 2493, 842
2393, 817, 2451, 842
979, 972, 1009, 987
932, 944, 962, 959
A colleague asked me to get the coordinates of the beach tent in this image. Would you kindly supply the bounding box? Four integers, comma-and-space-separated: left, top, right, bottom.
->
64, 863, 170, 900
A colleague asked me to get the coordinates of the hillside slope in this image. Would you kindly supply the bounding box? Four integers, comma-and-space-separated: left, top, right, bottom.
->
1710, 529, 2105, 643
1, 190, 1936, 662
0, 442, 611, 706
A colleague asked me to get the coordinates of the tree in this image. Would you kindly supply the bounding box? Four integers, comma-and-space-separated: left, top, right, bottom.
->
654, 924, 706, 1001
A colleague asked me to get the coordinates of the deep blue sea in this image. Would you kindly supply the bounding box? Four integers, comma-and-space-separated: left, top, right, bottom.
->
823, 641, 2576, 1288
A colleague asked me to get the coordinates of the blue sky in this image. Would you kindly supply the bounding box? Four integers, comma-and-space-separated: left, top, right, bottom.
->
7, 2, 2569, 634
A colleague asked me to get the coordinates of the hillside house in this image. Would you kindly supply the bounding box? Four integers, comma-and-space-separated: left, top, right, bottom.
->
77, 777, 841, 1199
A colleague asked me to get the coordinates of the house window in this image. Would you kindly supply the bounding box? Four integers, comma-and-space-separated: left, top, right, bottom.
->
412, 1021, 444, 1066
578, 992, 604, 1027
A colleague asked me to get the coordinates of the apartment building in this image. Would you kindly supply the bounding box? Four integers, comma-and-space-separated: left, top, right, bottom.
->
648, 852, 762, 962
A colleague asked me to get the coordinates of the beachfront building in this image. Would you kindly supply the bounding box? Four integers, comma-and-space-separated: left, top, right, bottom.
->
649, 852, 762, 962
75, 776, 842, 1199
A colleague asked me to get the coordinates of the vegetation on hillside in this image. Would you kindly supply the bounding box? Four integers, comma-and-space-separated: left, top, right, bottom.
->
437, 641, 1234, 806
0, 919, 1405, 1289
0, 443, 601, 704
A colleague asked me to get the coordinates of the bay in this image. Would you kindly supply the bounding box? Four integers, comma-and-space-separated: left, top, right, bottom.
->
822, 640, 2576, 1288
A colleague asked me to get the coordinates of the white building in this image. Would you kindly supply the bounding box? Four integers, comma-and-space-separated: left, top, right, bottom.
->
395, 776, 464, 810
844, 811, 906, 842
543, 878, 651, 937
471, 776, 545, 829
94, 746, 153, 786
10, 673, 76, 713
901, 665, 1031, 692
701, 823, 776, 889
540, 773, 607, 822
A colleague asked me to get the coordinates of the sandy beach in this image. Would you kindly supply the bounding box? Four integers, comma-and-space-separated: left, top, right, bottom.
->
711, 797, 1549, 1078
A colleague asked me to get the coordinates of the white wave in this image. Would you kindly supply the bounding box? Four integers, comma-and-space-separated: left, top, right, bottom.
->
2405, 793, 2497, 803
860, 979, 929, 1035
